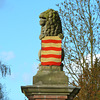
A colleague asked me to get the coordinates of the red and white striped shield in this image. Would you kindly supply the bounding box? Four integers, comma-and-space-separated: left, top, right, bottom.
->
41, 36, 62, 66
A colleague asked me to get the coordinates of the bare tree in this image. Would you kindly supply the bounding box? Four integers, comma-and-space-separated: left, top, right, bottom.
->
0, 62, 11, 100
57, 0, 100, 84
0, 61, 11, 77
57, 0, 100, 99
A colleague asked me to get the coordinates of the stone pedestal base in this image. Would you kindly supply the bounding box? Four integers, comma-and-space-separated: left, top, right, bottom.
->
21, 85, 80, 100
21, 66, 80, 100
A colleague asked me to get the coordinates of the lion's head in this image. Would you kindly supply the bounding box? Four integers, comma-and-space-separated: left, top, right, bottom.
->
39, 9, 63, 40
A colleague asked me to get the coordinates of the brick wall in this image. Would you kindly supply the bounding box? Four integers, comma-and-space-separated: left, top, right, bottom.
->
28, 95, 68, 100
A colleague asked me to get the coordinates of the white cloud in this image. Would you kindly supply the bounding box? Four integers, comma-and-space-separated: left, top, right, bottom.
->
81, 54, 100, 66
32, 62, 38, 73
22, 62, 38, 84
22, 73, 32, 84
88, 54, 100, 61
64, 54, 100, 82
0, 51, 15, 61
10, 73, 17, 79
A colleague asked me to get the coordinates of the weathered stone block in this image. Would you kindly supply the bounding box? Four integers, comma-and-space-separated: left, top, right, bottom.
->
21, 85, 80, 100
33, 70, 68, 85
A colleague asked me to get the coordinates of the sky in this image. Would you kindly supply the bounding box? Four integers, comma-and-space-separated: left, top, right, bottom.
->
0, 0, 65, 100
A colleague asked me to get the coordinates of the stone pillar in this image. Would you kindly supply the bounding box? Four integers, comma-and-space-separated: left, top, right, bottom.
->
21, 9, 80, 100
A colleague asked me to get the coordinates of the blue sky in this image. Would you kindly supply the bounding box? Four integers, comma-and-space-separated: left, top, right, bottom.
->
0, 0, 64, 100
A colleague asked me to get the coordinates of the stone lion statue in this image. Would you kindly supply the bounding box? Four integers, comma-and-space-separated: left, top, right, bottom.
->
38, 9, 64, 69
39, 9, 64, 40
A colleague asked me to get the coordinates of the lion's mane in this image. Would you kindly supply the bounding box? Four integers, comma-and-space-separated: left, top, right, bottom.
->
39, 9, 63, 39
